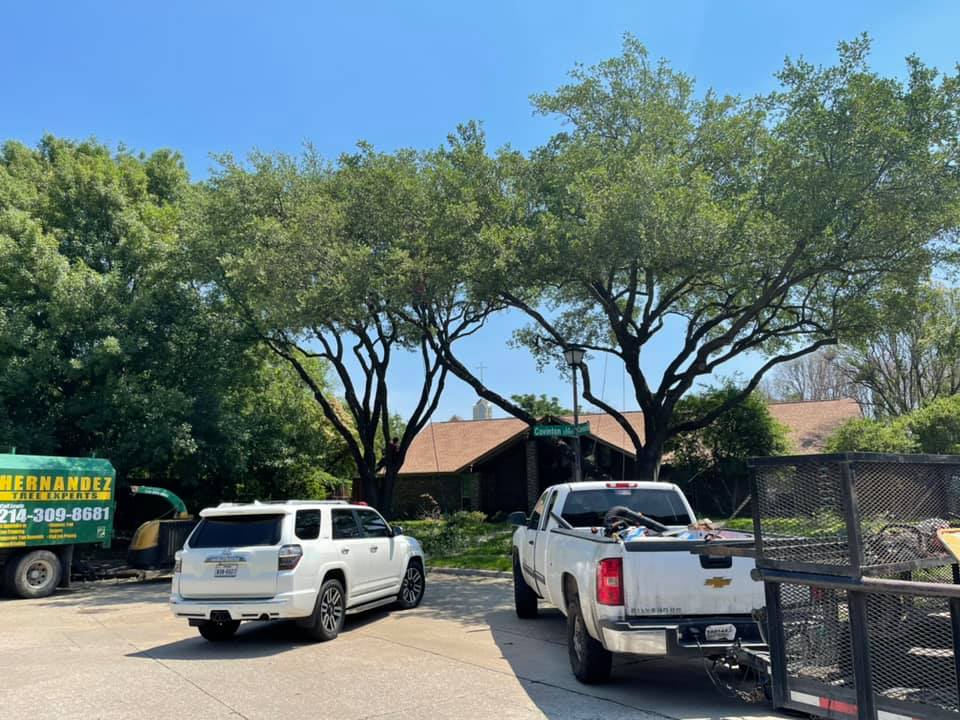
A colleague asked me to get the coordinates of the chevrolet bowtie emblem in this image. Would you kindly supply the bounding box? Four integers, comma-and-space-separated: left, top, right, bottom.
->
704, 577, 732, 589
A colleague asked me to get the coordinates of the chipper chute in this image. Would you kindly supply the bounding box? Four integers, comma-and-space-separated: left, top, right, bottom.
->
127, 486, 196, 570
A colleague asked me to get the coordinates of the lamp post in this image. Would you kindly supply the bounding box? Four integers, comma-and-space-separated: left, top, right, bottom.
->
563, 347, 585, 483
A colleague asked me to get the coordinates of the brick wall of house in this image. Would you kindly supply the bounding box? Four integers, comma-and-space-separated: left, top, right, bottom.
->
394, 474, 480, 518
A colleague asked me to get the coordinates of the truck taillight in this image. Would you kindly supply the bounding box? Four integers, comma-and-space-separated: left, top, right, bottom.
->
596, 558, 623, 606
278, 544, 302, 571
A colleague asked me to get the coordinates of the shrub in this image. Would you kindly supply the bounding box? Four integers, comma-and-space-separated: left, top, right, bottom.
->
825, 417, 917, 453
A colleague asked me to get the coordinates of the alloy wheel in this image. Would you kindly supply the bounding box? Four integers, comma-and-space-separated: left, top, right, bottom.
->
401, 566, 423, 605
320, 586, 343, 633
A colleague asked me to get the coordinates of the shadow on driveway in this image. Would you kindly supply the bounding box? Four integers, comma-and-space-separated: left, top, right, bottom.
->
414, 571, 782, 720
126, 606, 395, 661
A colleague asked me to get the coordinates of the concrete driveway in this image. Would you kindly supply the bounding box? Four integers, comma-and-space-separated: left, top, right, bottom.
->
0, 571, 786, 720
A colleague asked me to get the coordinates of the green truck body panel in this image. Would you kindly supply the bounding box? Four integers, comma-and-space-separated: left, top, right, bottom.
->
0, 454, 116, 550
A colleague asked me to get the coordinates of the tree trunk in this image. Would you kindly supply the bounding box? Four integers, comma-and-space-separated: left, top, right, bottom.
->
380, 467, 398, 519
635, 443, 664, 482
359, 471, 382, 510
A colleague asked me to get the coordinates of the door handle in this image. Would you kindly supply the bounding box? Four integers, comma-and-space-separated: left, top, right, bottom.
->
341, 548, 350, 555
528, 540, 534, 545
370, 546, 379, 553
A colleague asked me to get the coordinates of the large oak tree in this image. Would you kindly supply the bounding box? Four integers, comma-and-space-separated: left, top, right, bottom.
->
438, 36, 960, 479
191, 129, 512, 512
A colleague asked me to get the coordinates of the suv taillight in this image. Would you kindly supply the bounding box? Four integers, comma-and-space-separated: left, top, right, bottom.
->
597, 558, 623, 606
173, 553, 181, 574
278, 544, 302, 571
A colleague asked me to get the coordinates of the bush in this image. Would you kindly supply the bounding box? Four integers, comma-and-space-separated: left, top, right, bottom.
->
825, 396, 960, 455
906, 396, 960, 453
446, 510, 486, 527
825, 417, 917, 453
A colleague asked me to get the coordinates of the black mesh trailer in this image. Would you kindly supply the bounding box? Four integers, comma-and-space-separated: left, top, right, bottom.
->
706, 453, 960, 719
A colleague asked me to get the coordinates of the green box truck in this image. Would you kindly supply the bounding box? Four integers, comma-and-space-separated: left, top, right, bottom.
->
0, 454, 116, 598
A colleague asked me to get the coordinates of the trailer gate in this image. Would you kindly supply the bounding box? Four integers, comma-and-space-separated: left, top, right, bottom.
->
722, 453, 960, 719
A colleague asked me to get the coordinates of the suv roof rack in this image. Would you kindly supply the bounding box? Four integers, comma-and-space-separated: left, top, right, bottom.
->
214, 499, 350, 508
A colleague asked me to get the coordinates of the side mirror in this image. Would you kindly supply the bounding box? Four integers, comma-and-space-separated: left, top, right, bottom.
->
507, 511, 527, 526
392, 525, 404, 537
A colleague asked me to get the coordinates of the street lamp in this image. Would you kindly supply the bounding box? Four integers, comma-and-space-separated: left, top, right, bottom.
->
563, 347, 585, 483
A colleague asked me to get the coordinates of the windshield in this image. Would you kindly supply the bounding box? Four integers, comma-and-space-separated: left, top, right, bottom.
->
560, 488, 691, 527
189, 514, 284, 548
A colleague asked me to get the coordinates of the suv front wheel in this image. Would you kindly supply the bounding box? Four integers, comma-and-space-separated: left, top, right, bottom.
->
396, 560, 425, 609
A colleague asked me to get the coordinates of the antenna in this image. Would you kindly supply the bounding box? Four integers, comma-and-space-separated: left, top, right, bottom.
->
475, 362, 488, 383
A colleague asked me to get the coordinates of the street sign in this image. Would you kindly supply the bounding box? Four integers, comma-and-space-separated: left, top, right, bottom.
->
532, 423, 590, 438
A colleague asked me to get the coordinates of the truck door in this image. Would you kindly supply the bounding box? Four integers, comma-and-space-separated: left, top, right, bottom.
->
520, 491, 547, 589
532, 489, 559, 596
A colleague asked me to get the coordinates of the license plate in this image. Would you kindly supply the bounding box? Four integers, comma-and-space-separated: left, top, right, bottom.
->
705, 623, 737, 642
214, 563, 238, 578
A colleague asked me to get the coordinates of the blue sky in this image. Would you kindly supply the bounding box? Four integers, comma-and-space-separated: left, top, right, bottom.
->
4, 1, 959, 421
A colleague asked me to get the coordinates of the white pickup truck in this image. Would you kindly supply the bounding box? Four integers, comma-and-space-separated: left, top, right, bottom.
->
510, 481, 764, 683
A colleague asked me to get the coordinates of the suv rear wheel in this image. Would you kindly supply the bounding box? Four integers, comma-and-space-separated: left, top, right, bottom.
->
306, 577, 345, 642
197, 619, 240, 642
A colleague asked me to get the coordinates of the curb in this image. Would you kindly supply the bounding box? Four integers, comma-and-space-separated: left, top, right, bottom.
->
428, 566, 511, 579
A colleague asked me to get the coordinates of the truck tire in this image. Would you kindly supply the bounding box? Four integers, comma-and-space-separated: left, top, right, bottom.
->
5, 550, 62, 599
513, 554, 538, 618
305, 577, 346, 642
197, 620, 241, 641
567, 596, 612, 684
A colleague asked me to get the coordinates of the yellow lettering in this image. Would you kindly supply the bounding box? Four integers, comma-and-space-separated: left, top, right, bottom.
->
54, 476, 65, 492
67, 476, 79, 491
92, 477, 102, 492
39, 476, 52, 491
80, 476, 92, 491
0, 475, 11, 491
26, 475, 38, 491
103, 477, 112, 495
14, 475, 24, 491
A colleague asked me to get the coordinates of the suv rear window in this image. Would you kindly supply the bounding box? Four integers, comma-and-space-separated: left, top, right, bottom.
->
189, 514, 283, 548
560, 488, 691, 527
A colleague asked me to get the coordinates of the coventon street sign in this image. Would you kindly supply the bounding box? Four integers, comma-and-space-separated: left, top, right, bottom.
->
532, 423, 590, 438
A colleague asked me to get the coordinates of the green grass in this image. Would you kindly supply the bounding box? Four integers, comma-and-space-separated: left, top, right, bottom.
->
399, 518, 514, 572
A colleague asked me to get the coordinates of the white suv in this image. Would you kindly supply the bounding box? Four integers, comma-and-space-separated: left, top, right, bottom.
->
170, 500, 425, 642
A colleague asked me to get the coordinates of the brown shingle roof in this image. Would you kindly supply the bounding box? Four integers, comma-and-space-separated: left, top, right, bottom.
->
767, 398, 862, 453
398, 398, 862, 476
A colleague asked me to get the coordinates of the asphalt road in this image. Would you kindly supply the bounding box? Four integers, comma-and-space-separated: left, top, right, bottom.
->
0, 572, 788, 720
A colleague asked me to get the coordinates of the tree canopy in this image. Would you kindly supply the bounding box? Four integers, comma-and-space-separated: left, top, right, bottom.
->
189, 127, 519, 512
509, 393, 572, 417
438, 34, 960, 478
0, 137, 351, 507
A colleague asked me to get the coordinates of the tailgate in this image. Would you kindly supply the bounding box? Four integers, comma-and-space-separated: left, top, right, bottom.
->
179, 513, 283, 599
622, 541, 763, 617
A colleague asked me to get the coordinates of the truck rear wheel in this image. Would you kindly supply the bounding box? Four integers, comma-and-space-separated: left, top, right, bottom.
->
513, 554, 538, 618
567, 596, 612, 684
5, 550, 62, 599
